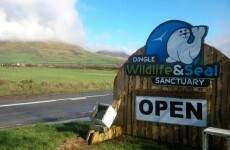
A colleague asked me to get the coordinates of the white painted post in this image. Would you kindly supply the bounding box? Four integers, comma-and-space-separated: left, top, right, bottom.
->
203, 127, 230, 150
227, 136, 230, 150
202, 131, 209, 150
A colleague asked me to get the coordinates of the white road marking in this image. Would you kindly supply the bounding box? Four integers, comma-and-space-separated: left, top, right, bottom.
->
0, 94, 112, 108
70, 97, 87, 101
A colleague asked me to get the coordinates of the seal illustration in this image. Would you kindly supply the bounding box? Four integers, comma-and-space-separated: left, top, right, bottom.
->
145, 20, 208, 65
166, 26, 207, 64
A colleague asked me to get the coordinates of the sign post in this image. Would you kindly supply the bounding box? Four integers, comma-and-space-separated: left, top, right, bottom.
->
112, 20, 230, 149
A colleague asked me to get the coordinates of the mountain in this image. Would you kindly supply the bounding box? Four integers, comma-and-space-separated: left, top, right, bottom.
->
0, 41, 125, 67
96, 50, 129, 60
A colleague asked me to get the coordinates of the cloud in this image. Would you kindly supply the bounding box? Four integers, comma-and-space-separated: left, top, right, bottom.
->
0, 0, 133, 54
0, 0, 87, 46
207, 33, 230, 58
116, 30, 128, 36
86, 43, 130, 54
206, 21, 230, 58
94, 32, 111, 42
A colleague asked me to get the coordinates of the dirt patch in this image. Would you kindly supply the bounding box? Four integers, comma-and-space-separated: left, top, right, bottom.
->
56, 136, 91, 150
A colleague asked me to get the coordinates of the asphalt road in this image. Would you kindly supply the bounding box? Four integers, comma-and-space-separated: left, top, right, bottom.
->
0, 91, 113, 129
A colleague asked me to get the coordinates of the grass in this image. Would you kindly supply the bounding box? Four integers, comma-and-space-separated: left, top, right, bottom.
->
0, 121, 91, 150
0, 80, 113, 97
0, 67, 116, 97
0, 41, 125, 66
0, 121, 194, 150
92, 135, 194, 150
92, 135, 170, 150
0, 68, 116, 83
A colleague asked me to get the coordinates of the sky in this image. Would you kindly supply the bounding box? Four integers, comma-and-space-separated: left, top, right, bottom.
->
0, 0, 229, 57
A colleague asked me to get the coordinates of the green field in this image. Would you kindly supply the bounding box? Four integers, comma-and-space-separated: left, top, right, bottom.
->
0, 67, 116, 97
0, 41, 125, 66
0, 67, 116, 83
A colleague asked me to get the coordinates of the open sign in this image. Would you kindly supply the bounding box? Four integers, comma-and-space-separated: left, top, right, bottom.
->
136, 96, 207, 127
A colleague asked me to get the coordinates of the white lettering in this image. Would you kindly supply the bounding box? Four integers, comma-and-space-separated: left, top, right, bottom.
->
187, 79, 192, 85
199, 79, 204, 85
193, 79, 198, 85
133, 57, 138, 62
152, 77, 209, 87
132, 56, 156, 63
171, 78, 176, 84
155, 77, 159, 84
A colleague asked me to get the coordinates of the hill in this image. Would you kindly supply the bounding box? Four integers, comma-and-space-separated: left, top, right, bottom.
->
0, 41, 125, 67
96, 50, 129, 60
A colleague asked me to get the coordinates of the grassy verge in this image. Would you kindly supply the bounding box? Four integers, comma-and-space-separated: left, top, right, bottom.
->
0, 121, 91, 150
0, 121, 194, 150
0, 80, 113, 97
0, 67, 116, 97
92, 135, 194, 150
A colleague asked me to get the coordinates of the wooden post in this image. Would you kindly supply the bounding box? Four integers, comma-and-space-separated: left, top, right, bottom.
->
112, 44, 230, 149
85, 126, 122, 145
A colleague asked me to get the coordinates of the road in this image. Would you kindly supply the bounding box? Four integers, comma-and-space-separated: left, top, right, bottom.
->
0, 91, 113, 129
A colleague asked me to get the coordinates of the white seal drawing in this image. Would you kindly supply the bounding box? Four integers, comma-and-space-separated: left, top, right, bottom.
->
166, 26, 207, 64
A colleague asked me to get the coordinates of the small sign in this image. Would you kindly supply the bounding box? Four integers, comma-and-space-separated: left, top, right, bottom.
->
90, 103, 117, 128
151, 77, 210, 87
125, 20, 220, 87
136, 96, 207, 127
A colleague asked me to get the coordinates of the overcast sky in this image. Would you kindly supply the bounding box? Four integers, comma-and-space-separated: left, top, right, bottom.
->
0, 0, 229, 57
